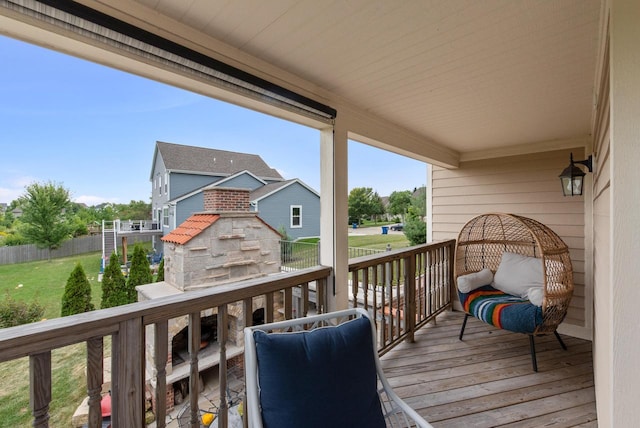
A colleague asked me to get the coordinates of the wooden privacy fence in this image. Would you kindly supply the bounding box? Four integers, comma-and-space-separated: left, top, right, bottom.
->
0, 235, 152, 265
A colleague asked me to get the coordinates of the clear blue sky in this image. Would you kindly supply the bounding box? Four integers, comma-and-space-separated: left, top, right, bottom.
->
0, 35, 427, 206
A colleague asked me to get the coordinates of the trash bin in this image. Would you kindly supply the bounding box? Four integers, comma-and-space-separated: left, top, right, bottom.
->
352, 223, 358, 229
381, 226, 388, 234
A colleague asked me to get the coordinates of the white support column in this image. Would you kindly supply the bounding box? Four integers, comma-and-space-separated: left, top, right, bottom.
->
319, 118, 349, 312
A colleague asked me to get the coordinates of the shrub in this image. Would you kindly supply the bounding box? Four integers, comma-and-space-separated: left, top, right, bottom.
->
127, 244, 152, 301
403, 207, 427, 246
61, 263, 95, 317
156, 258, 165, 282
0, 293, 45, 327
101, 252, 129, 308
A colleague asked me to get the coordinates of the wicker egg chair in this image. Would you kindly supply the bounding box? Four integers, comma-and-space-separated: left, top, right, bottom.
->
455, 213, 574, 371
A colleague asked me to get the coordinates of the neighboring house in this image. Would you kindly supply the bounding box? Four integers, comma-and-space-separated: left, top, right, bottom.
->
150, 141, 320, 250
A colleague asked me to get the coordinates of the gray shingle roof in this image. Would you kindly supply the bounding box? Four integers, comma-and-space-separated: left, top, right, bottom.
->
156, 141, 283, 180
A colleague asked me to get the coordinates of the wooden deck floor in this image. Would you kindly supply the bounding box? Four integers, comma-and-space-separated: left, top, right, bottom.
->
380, 311, 597, 427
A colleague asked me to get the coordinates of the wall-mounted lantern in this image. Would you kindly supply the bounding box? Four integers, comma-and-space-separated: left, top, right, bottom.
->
559, 153, 593, 196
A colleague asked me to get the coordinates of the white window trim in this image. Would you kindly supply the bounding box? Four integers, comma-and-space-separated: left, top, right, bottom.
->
290, 205, 302, 228
162, 206, 169, 227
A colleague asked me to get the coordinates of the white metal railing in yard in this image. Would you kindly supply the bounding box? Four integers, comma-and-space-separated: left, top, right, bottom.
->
114, 219, 161, 233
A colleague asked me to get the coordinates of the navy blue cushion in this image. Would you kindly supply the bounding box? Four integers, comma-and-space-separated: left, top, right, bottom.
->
253, 316, 385, 428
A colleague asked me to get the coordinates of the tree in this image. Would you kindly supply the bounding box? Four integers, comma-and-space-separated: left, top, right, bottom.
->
387, 190, 412, 221
101, 252, 129, 308
61, 263, 95, 316
410, 186, 427, 219
127, 244, 152, 301
348, 187, 376, 225
156, 258, 165, 282
18, 181, 72, 260
403, 206, 427, 245
369, 192, 386, 223
116, 200, 151, 220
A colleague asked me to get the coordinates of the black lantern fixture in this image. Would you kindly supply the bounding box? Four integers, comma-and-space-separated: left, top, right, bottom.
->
559, 153, 593, 196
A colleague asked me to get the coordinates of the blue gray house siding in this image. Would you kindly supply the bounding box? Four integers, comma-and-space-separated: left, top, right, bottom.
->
256, 182, 320, 239
219, 174, 264, 191
169, 173, 221, 199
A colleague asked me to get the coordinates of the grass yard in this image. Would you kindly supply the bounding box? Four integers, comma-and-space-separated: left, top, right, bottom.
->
0, 251, 126, 426
348, 233, 409, 250
0, 252, 104, 320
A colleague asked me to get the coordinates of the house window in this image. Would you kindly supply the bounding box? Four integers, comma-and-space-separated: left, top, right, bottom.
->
163, 207, 169, 227
158, 174, 162, 196
164, 172, 168, 194
290, 205, 302, 228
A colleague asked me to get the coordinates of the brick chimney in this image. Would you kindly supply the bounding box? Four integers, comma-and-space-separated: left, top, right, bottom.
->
203, 187, 250, 212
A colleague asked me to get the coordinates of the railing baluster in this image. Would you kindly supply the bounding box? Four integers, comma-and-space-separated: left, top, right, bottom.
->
284, 287, 293, 319
265, 293, 274, 323
217, 306, 228, 428
188, 312, 201, 428
30, 351, 51, 428
87, 337, 103, 428
112, 318, 145, 427
301, 283, 309, 317
154, 321, 168, 428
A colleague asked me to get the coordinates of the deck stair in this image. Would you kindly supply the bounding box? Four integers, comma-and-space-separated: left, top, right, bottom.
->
101, 220, 118, 271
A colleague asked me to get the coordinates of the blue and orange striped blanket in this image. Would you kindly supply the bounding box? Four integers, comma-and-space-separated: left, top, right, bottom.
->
458, 285, 543, 334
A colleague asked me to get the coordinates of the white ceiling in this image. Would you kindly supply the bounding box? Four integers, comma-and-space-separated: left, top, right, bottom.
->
127, 0, 602, 155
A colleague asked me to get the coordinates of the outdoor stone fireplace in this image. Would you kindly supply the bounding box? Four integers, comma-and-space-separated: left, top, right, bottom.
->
136, 186, 281, 410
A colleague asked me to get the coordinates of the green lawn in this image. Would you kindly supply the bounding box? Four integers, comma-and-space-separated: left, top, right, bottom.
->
347, 233, 409, 250
0, 252, 107, 426
0, 251, 104, 320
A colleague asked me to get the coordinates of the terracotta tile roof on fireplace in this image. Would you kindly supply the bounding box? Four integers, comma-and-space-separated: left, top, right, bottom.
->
161, 214, 220, 244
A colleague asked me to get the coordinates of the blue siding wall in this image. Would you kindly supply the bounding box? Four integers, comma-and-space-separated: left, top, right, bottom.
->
176, 192, 205, 226
170, 173, 221, 199
221, 174, 265, 190
257, 183, 320, 239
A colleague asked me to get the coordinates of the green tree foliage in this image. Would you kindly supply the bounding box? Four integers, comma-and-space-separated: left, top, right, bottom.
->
387, 190, 412, 220
403, 206, 427, 245
61, 263, 95, 316
17, 181, 72, 259
101, 252, 128, 308
156, 258, 165, 282
0, 293, 45, 327
348, 187, 380, 225
410, 186, 427, 218
116, 200, 151, 220
369, 192, 386, 223
127, 244, 152, 301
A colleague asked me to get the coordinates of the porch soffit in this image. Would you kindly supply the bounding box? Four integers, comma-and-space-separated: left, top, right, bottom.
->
126, 0, 601, 154
3, 0, 602, 162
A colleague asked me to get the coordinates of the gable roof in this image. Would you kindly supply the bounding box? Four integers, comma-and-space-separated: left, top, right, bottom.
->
161, 213, 220, 244
250, 178, 319, 202
153, 141, 283, 181
170, 170, 268, 205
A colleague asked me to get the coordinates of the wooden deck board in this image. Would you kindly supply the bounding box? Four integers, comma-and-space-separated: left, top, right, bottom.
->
380, 311, 597, 427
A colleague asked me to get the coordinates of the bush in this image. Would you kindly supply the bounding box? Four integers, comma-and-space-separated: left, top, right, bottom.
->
403, 208, 427, 246
61, 263, 95, 317
2, 231, 28, 246
101, 252, 129, 308
156, 258, 165, 282
127, 244, 152, 301
0, 293, 45, 327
